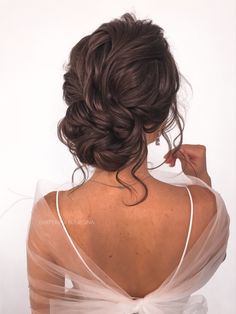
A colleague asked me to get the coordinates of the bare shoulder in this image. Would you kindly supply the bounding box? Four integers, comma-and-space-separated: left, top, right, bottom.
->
186, 184, 217, 234
29, 191, 60, 228
27, 191, 58, 261
43, 191, 57, 208
30, 191, 57, 218
43, 190, 71, 220
43, 191, 58, 220
187, 185, 217, 214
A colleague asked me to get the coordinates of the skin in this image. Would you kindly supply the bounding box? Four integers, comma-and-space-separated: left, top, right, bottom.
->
27, 126, 217, 311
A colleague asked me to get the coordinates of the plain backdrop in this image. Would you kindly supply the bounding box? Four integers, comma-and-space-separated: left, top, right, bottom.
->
0, 1, 235, 313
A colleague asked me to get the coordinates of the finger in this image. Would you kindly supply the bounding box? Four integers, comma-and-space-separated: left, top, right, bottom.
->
173, 150, 188, 162
164, 146, 194, 162
164, 150, 185, 164
180, 144, 206, 158
170, 160, 176, 167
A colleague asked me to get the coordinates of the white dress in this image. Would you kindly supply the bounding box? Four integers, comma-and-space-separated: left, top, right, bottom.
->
26, 169, 230, 313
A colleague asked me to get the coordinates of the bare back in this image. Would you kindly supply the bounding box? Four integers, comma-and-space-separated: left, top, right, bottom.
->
48, 177, 216, 298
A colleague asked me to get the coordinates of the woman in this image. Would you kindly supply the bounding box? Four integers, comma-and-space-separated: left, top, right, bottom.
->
26, 12, 230, 313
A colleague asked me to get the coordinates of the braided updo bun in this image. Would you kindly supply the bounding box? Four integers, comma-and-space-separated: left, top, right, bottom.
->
57, 12, 187, 205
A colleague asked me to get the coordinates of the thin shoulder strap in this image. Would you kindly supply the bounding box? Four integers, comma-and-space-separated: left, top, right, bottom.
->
55, 190, 87, 260
55, 190, 115, 290
55, 190, 87, 261
167, 185, 194, 285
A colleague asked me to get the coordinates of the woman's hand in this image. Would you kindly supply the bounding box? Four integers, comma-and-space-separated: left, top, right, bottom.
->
163, 144, 212, 186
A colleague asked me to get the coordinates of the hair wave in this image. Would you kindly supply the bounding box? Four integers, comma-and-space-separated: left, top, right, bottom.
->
57, 12, 192, 206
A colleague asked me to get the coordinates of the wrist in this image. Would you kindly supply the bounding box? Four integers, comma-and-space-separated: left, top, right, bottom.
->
198, 173, 212, 187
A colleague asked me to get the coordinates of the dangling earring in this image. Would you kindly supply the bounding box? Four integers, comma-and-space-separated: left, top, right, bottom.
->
155, 137, 160, 145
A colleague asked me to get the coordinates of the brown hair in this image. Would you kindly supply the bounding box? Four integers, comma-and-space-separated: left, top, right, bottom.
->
57, 12, 190, 206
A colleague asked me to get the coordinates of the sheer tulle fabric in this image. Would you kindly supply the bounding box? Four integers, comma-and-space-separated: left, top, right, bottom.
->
26, 170, 230, 313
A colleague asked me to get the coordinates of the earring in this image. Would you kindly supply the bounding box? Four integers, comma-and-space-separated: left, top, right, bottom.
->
155, 137, 160, 145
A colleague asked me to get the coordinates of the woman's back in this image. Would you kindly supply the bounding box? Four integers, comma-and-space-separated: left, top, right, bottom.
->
47, 177, 216, 298
27, 171, 230, 313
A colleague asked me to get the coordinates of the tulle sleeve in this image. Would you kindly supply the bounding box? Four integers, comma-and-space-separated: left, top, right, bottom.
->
26, 193, 66, 314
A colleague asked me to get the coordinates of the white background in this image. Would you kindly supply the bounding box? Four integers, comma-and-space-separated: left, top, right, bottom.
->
0, 0, 235, 313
